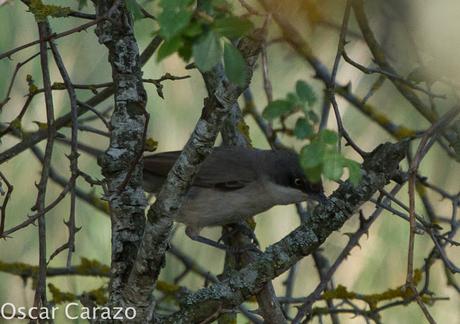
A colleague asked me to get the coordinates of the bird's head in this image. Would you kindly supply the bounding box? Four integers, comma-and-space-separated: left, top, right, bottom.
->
269, 150, 326, 202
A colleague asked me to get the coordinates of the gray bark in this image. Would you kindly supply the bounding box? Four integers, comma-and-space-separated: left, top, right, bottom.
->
122, 29, 265, 320
91, 0, 148, 309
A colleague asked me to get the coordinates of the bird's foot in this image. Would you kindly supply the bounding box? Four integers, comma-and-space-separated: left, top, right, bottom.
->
218, 223, 260, 247
190, 235, 261, 254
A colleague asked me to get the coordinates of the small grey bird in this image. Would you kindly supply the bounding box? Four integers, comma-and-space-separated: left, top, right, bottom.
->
143, 146, 324, 248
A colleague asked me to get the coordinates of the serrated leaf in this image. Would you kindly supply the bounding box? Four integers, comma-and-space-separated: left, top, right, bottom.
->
294, 118, 314, 139
323, 152, 344, 181
319, 129, 338, 145
158, 0, 193, 39
344, 159, 362, 186
213, 16, 254, 38
296, 80, 317, 106
223, 42, 248, 86
126, 0, 143, 20
157, 37, 184, 61
300, 141, 326, 168
193, 31, 222, 72
262, 100, 294, 120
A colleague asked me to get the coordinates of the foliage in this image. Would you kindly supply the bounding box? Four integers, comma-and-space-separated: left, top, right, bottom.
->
154, 0, 254, 86
263, 80, 362, 185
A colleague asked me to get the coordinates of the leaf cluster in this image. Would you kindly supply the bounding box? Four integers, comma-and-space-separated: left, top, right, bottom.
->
154, 0, 254, 86
263, 80, 361, 185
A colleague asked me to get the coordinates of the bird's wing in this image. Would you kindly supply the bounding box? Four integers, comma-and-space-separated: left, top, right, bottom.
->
143, 147, 258, 190
143, 151, 179, 178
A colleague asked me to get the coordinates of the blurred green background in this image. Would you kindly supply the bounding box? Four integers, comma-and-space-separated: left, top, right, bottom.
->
1, 0, 459, 323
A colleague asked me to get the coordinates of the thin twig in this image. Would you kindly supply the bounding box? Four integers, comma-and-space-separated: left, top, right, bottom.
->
49, 38, 80, 268
0, 51, 40, 110
261, 41, 273, 103
0, 172, 13, 235
405, 107, 460, 324
327, 0, 366, 157
342, 51, 445, 99
0, 0, 123, 61
292, 185, 402, 323
32, 21, 55, 314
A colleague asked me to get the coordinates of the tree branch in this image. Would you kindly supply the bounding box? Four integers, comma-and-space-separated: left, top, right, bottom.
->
90, 0, 148, 309
122, 28, 265, 320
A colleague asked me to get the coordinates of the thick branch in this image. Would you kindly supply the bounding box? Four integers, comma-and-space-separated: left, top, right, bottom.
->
90, 0, 148, 309
123, 30, 265, 320
206, 62, 284, 323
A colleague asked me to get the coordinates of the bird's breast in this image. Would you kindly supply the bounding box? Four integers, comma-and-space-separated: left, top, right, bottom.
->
173, 180, 307, 228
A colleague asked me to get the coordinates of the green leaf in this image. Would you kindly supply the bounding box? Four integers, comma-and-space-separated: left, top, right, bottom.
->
213, 16, 254, 38
157, 37, 184, 61
307, 110, 319, 124
296, 80, 317, 106
158, 0, 193, 39
178, 42, 193, 61
198, 0, 214, 13
300, 141, 326, 169
319, 129, 338, 145
304, 165, 322, 183
294, 118, 314, 139
196, 0, 233, 15
223, 42, 248, 86
211, 0, 231, 9
323, 152, 344, 181
183, 22, 203, 38
192, 31, 222, 72
344, 159, 362, 186
126, 0, 143, 20
286, 92, 302, 106
262, 100, 294, 120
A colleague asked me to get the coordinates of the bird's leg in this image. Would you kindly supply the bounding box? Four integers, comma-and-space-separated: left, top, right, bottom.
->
193, 235, 260, 254
217, 222, 260, 247
191, 235, 231, 251
185, 226, 259, 254
185, 226, 229, 250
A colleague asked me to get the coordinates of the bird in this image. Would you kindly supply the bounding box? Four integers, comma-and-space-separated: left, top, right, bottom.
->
143, 146, 324, 249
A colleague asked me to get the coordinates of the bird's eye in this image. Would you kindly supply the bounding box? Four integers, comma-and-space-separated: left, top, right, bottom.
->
294, 178, 302, 186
